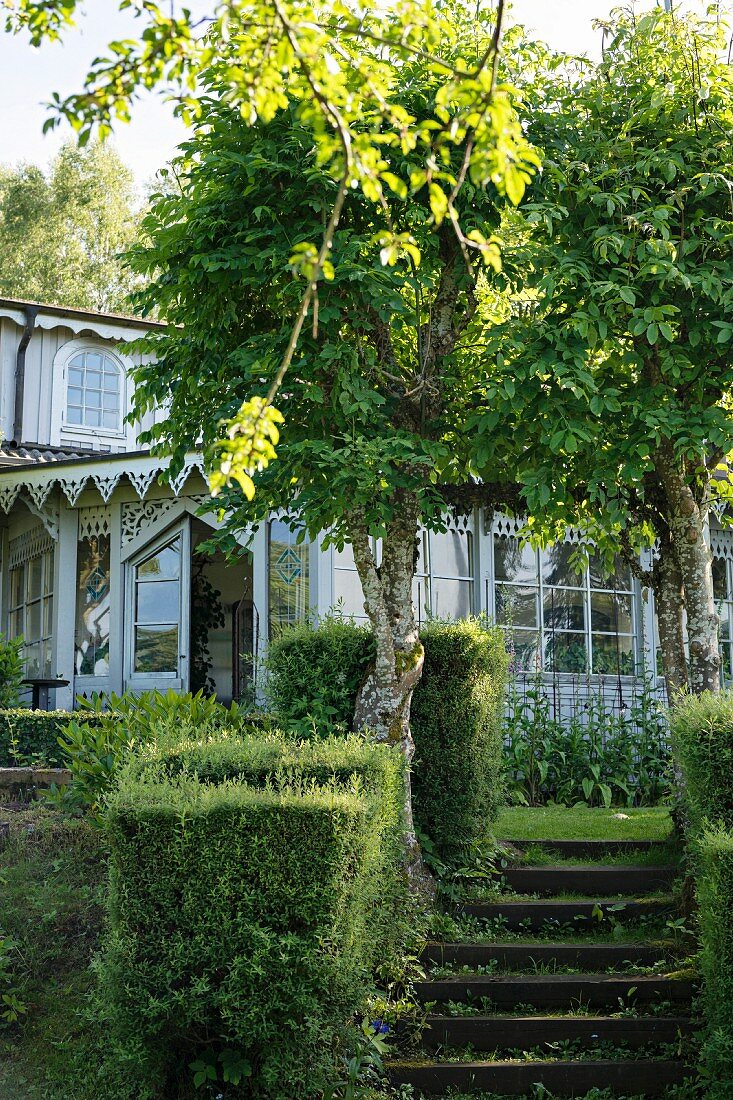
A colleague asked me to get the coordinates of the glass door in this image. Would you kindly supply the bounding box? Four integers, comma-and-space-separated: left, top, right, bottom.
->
124, 523, 190, 693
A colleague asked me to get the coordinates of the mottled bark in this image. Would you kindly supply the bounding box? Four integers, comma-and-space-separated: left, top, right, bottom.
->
653, 538, 689, 700
348, 493, 434, 899
654, 446, 720, 695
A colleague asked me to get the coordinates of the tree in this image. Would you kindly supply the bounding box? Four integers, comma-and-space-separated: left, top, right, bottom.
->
470, 4, 733, 696
126, 20, 538, 886
0, 140, 140, 311
4, 0, 538, 481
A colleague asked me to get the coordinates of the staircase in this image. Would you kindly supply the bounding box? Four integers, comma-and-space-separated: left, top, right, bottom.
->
388, 838, 697, 1097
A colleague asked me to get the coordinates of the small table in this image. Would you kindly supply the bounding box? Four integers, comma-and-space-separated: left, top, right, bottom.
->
22, 678, 70, 711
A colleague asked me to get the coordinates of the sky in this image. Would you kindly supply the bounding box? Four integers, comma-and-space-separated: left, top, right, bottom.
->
0, 0, 664, 191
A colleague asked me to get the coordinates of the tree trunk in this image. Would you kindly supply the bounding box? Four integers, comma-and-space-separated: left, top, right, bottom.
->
654, 452, 720, 695
348, 493, 435, 899
653, 537, 689, 700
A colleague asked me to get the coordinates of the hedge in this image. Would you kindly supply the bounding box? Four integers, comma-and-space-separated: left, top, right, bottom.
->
264, 617, 509, 859
697, 826, 733, 1098
0, 709, 105, 768
670, 691, 733, 830
98, 734, 407, 1099
410, 620, 508, 858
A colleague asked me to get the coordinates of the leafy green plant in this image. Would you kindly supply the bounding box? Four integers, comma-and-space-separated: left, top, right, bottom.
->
671, 691, 733, 831
0, 708, 105, 767
504, 669, 671, 808
324, 1020, 391, 1100
0, 634, 24, 710
0, 934, 28, 1029
697, 825, 733, 1099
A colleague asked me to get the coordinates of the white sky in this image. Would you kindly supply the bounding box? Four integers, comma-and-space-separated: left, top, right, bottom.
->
0, 0, 667, 189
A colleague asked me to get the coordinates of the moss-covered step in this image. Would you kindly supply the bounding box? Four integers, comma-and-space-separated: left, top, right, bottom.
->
387, 1057, 688, 1096
501, 838, 668, 858
500, 865, 677, 895
421, 1012, 696, 1051
458, 896, 675, 928
413, 972, 695, 1008
420, 941, 675, 970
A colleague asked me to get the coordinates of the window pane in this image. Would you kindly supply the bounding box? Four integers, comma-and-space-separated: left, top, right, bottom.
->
85, 408, 101, 427
138, 539, 180, 580
102, 411, 118, 429
721, 613, 731, 641
589, 554, 633, 591
430, 577, 473, 619
541, 544, 583, 588
68, 387, 83, 405
29, 557, 42, 600
85, 370, 102, 386
504, 629, 541, 671
543, 588, 585, 631
269, 521, 310, 637
431, 530, 472, 578
496, 584, 538, 628
722, 643, 733, 681
27, 600, 41, 641
102, 392, 118, 411
590, 592, 634, 634
494, 537, 537, 584
592, 634, 636, 675
134, 625, 179, 673
43, 596, 54, 635
713, 558, 729, 601
136, 579, 179, 624
10, 566, 24, 608
67, 406, 83, 425
85, 352, 103, 371
86, 390, 102, 408
9, 609, 23, 638
76, 534, 111, 677
24, 642, 41, 677
69, 367, 84, 386
544, 632, 588, 672
412, 576, 430, 619
103, 371, 119, 392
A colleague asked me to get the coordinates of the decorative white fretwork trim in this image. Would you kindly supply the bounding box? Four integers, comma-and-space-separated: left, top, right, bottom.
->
127, 468, 157, 499
711, 526, 733, 561
120, 495, 208, 546
59, 476, 89, 507
21, 491, 59, 541
0, 484, 21, 513
489, 512, 587, 546
8, 525, 54, 569
26, 482, 53, 510
78, 506, 112, 540
170, 457, 207, 495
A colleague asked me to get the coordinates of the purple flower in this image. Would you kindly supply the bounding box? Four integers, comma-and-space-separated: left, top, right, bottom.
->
371, 1020, 390, 1035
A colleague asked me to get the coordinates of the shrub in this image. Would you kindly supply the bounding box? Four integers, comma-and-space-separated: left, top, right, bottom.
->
264, 614, 374, 735
670, 690, 733, 830
97, 734, 407, 1099
264, 617, 509, 859
0, 635, 24, 710
0, 709, 104, 767
410, 619, 508, 858
697, 825, 733, 1099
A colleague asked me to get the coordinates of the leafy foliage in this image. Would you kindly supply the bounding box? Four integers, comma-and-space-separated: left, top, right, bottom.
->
670, 690, 733, 831
98, 731, 407, 1099
0, 140, 140, 311
504, 674, 672, 808
0, 635, 24, 711
0, 708, 104, 767
697, 825, 733, 1099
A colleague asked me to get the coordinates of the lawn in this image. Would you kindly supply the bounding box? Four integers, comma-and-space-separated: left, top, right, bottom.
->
494, 804, 674, 842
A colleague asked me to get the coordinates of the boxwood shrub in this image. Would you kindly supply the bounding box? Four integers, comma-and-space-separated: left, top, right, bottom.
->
697, 825, 733, 1098
264, 617, 509, 858
670, 691, 733, 829
98, 734, 407, 1099
0, 709, 105, 767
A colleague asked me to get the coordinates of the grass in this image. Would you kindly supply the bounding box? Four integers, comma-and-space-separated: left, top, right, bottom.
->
494, 805, 674, 842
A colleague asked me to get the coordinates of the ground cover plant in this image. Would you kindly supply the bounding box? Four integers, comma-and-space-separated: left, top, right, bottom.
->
494, 805, 674, 844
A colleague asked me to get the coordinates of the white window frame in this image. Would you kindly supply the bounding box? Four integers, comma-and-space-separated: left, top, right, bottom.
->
51, 337, 129, 444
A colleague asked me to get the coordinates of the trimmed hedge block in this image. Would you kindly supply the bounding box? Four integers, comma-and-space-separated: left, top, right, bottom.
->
0, 709, 105, 768
99, 734, 407, 1099
698, 826, 733, 1098
670, 691, 733, 829
411, 620, 508, 858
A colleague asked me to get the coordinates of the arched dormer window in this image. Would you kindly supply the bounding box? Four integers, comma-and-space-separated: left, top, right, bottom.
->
65, 348, 123, 431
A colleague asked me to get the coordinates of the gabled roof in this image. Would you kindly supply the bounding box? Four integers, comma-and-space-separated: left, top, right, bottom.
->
0, 296, 165, 331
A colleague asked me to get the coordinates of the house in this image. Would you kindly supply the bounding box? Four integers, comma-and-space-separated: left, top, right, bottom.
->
0, 296, 729, 714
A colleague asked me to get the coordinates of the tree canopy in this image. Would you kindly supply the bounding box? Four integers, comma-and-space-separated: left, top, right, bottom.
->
470, 4, 733, 694
0, 140, 140, 312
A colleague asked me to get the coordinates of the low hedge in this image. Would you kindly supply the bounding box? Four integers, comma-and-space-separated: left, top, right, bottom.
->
98, 734, 407, 1099
0, 709, 105, 768
697, 826, 733, 1098
670, 691, 733, 830
264, 617, 509, 859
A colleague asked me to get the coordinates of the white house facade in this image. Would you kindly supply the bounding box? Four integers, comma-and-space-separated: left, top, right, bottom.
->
0, 296, 731, 715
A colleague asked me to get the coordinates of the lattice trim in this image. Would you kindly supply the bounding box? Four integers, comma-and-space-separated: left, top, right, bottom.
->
78, 506, 112, 540
8, 525, 54, 569
711, 526, 733, 561
0, 484, 21, 513
489, 512, 589, 546
120, 495, 208, 546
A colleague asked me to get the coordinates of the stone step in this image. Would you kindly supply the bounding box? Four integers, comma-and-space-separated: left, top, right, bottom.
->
388, 1057, 688, 1096
422, 1013, 696, 1051
414, 973, 695, 1008
502, 838, 672, 859
459, 896, 675, 929
500, 865, 677, 896
421, 941, 674, 971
